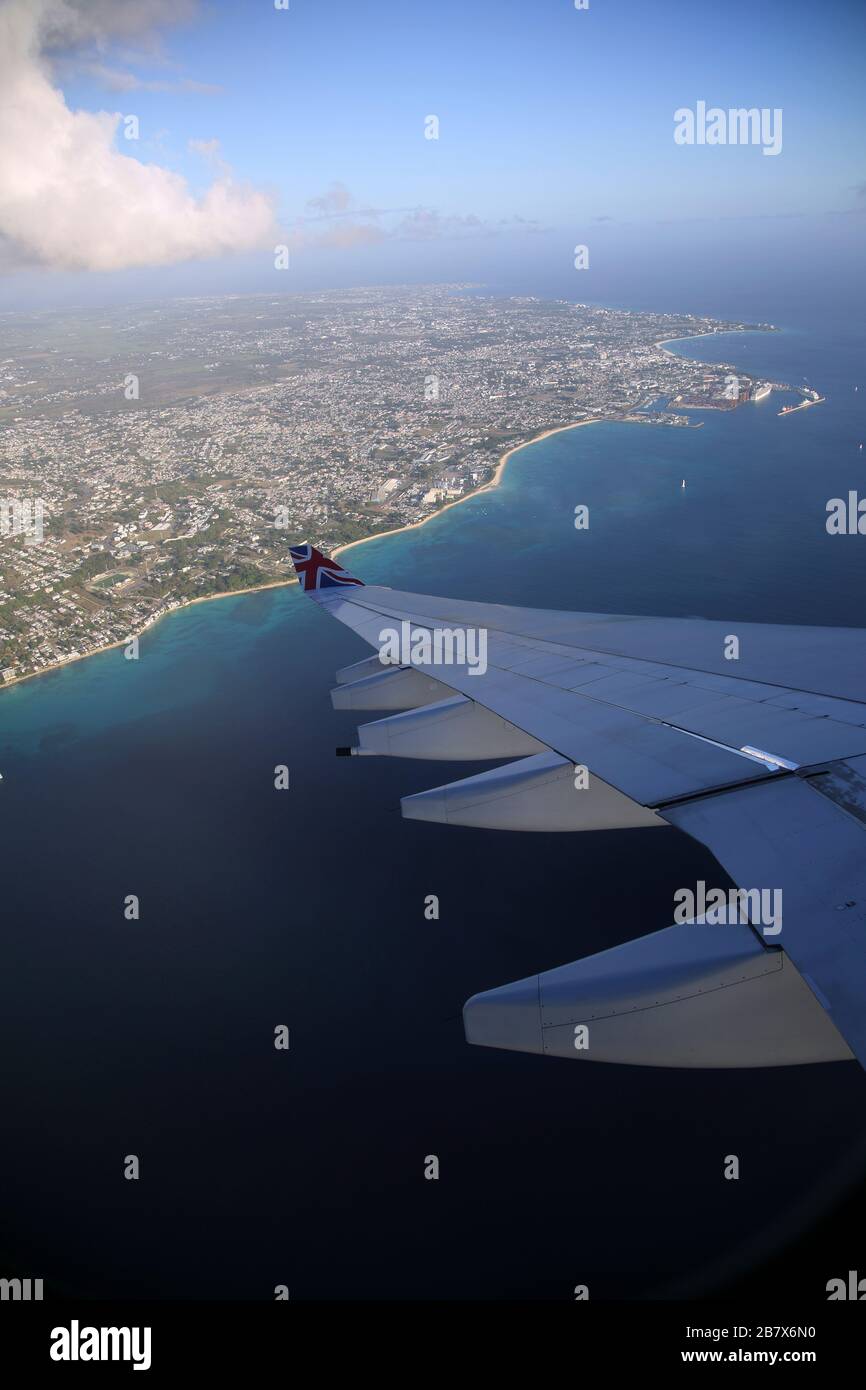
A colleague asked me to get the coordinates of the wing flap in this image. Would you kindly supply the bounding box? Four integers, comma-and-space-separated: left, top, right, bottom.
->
401, 752, 662, 831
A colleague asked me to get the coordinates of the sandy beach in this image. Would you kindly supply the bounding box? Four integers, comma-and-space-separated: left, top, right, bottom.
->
655, 326, 771, 362
0, 417, 600, 697
333, 416, 600, 562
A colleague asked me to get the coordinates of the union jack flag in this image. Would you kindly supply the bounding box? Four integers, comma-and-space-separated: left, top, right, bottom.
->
290, 543, 365, 592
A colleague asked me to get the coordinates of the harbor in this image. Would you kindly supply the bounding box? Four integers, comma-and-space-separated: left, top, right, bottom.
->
779, 386, 826, 416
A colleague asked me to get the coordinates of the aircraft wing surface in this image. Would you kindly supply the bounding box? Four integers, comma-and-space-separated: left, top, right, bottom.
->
290, 544, 866, 1071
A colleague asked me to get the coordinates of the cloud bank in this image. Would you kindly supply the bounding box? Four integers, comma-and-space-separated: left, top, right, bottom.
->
0, 0, 277, 272
292, 186, 542, 250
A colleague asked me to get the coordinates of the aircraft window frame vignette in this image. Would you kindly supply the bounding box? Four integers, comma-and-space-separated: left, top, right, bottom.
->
0, 0, 865, 1362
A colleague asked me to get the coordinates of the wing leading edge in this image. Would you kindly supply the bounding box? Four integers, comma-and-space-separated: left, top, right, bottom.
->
291, 545, 866, 1071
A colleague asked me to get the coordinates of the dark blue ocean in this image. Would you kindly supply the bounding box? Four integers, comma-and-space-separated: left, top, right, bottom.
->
2, 282, 865, 1299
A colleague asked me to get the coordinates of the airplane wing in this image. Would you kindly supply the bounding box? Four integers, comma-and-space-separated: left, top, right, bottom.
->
290, 543, 866, 1071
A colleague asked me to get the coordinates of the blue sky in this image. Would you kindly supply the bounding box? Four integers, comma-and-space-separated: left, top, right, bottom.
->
2, 0, 864, 305
68, 0, 865, 221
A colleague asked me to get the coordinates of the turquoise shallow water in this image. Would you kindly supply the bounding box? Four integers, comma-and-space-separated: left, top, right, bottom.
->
1, 320, 865, 1299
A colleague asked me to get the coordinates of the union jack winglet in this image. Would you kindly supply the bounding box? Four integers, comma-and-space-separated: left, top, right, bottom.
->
290, 543, 365, 593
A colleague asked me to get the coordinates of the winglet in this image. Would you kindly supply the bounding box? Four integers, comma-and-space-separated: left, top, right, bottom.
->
289, 543, 365, 593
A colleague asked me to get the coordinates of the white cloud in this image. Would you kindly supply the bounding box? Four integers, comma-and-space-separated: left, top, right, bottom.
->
0, 0, 277, 272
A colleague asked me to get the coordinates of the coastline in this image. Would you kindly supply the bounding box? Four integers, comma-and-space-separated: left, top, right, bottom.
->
658, 330, 741, 347
1, 323, 764, 699
0, 417, 601, 698
333, 417, 600, 561
0, 577, 297, 697
656, 325, 778, 361
657, 327, 775, 347
657, 329, 749, 361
